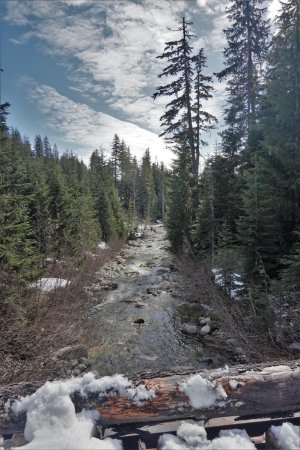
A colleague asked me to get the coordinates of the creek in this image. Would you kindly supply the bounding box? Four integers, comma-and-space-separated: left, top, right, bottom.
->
87, 223, 212, 376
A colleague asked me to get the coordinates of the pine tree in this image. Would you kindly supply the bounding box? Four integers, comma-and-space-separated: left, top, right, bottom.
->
34, 135, 44, 158
90, 149, 125, 240
111, 134, 120, 184
217, 0, 270, 150
261, 0, 300, 256
153, 17, 216, 247
192, 49, 217, 179
43, 135, 52, 158
280, 232, 300, 291
238, 151, 283, 278
53, 144, 59, 160
153, 19, 215, 184
0, 137, 39, 283
167, 145, 192, 252
0, 102, 10, 141
139, 149, 157, 222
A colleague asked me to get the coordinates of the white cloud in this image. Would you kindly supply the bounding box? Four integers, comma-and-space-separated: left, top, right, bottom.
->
5, 0, 228, 161
4, 0, 187, 135
24, 80, 172, 166
268, 0, 281, 22
196, 0, 226, 15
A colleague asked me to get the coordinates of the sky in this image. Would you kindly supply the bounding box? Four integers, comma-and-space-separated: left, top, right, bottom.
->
0, 0, 281, 166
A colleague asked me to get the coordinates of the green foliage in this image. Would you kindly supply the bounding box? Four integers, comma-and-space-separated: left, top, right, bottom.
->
280, 233, 300, 291
167, 147, 192, 252
0, 134, 40, 303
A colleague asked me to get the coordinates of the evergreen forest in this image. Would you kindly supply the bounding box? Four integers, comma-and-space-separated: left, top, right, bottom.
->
1, 0, 300, 355
152, 0, 300, 343
0, 105, 167, 322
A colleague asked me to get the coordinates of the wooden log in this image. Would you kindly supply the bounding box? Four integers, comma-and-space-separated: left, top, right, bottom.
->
1, 360, 300, 434
96, 362, 300, 426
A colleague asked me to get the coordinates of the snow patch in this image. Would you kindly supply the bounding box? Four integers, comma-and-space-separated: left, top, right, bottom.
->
30, 278, 69, 293
11, 373, 155, 449
176, 423, 207, 446
98, 241, 109, 250
211, 268, 244, 299
179, 374, 227, 409
219, 428, 250, 440
229, 379, 239, 390
261, 365, 292, 374
271, 422, 300, 450
158, 422, 256, 450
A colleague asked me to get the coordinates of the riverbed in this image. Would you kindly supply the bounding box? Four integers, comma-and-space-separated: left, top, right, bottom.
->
87, 223, 213, 376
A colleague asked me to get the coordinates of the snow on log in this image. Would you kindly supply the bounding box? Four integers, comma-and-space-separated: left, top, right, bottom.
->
94, 362, 300, 426
1, 360, 300, 435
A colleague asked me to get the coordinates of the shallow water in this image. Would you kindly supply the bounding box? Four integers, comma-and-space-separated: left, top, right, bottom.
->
90, 224, 209, 376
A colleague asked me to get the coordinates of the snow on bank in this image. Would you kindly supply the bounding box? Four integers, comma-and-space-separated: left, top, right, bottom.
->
270, 422, 300, 450
11, 373, 155, 449
158, 422, 256, 450
98, 241, 109, 250
212, 268, 244, 299
180, 373, 227, 409
30, 278, 69, 293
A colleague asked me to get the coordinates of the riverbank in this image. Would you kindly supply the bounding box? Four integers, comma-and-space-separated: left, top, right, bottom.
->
1, 223, 272, 387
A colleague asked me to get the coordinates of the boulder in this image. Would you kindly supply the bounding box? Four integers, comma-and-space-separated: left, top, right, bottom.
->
124, 270, 139, 276
53, 344, 88, 361
103, 282, 118, 290
133, 317, 145, 324
199, 317, 211, 325
200, 324, 211, 335
181, 324, 197, 335
115, 256, 125, 265
288, 342, 300, 352
200, 303, 213, 312
160, 280, 171, 291
156, 268, 169, 276
147, 287, 158, 295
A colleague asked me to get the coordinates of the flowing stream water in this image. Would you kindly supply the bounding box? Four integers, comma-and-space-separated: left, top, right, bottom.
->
87, 224, 211, 376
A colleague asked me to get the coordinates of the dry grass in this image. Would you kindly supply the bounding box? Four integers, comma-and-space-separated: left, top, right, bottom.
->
0, 237, 125, 385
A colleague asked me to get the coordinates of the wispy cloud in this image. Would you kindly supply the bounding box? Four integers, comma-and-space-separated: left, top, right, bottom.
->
5, 0, 228, 162
23, 79, 172, 166
4, 0, 188, 132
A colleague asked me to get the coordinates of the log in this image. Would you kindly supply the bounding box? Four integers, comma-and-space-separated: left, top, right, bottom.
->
1, 360, 300, 435
95, 361, 300, 426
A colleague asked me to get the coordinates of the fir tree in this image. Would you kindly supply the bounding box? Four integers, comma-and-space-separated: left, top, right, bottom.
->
153, 18, 196, 172
34, 135, 44, 158
217, 0, 270, 150
111, 134, 120, 184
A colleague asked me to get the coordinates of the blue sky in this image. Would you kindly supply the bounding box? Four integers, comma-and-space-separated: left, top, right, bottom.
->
1, 0, 280, 166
